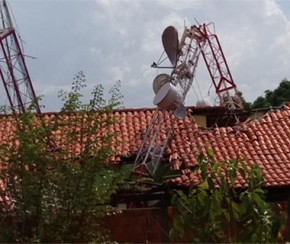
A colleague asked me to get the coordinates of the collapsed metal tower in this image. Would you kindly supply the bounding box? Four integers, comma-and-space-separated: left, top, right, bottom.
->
133, 22, 243, 177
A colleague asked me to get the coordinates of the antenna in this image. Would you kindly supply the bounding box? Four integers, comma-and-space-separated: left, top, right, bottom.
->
162, 26, 179, 66
174, 104, 186, 120
0, 1, 58, 150
194, 18, 200, 26
133, 22, 243, 178
152, 73, 170, 94
133, 24, 201, 176
0, 0, 41, 115
153, 82, 181, 110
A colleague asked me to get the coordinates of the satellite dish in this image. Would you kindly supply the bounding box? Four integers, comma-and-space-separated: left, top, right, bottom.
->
162, 26, 179, 66
153, 82, 181, 110
152, 73, 171, 94
174, 103, 186, 120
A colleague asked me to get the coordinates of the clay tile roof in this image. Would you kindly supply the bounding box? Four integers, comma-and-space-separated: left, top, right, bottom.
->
1, 104, 290, 189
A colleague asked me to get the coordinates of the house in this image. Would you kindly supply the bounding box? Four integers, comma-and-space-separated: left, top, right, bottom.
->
0, 103, 289, 242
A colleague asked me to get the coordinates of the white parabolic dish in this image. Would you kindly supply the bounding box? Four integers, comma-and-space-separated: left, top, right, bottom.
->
152, 73, 171, 94
153, 82, 181, 110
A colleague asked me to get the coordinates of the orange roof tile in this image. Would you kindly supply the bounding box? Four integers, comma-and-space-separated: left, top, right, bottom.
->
1, 104, 290, 188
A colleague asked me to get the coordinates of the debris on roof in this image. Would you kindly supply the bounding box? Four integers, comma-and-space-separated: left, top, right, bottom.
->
0, 104, 290, 188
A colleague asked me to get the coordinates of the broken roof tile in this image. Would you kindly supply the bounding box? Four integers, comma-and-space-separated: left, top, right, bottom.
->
1, 105, 290, 188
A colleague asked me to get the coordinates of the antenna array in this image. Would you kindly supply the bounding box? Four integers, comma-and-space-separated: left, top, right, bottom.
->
133, 22, 243, 177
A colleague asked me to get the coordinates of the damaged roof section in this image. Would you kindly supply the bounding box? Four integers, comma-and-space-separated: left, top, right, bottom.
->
0, 104, 290, 189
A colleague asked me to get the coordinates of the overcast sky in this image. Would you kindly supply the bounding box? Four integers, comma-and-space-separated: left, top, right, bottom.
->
4, 0, 290, 112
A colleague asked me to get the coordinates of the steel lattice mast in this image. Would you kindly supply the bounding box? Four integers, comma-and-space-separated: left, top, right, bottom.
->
133, 22, 243, 176
195, 23, 243, 110
0, 0, 41, 115
133, 24, 204, 175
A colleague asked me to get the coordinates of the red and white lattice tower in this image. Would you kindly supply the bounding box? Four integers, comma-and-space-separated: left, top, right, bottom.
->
133, 22, 243, 176
0, 0, 41, 116
193, 23, 243, 109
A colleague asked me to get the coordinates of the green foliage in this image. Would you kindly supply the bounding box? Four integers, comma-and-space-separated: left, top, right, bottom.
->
0, 72, 127, 242
58, 71, 124, 112
251, 95, 269, 109
170, 148, 287, 243
238, 91, 252, 111
252, 79, 290, 109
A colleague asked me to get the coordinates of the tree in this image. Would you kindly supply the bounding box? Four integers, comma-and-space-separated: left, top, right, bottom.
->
169, 148, 287, 243
251, 96, 269, 109
252, 79, 290, 109
238, 91, 252, 111
0, 71, 128, 242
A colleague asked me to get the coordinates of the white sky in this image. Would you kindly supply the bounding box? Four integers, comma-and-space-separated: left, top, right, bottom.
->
4, 0, 290, 112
